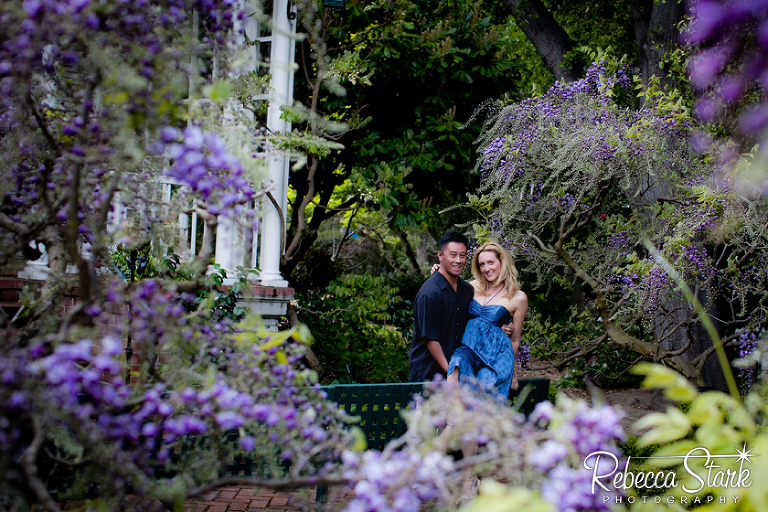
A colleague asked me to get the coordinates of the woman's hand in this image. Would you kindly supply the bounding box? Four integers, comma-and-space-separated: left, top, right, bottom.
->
430, 264, 440, 275
511, 377, 518, 390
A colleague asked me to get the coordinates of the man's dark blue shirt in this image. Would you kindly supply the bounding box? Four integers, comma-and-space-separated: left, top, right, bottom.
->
409, 272, 474, 382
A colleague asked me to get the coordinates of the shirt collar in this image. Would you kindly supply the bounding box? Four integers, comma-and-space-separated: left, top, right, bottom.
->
434, 270, 464, 291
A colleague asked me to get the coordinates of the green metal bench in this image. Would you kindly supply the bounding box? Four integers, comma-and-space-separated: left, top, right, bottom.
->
314, 377, 551, 503
319, 378, 550, 451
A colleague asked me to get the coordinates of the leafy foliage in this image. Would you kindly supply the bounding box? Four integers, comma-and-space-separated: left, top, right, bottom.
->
296, 274, 411, 384
282, 0, 534, 278
526, 307, 644, 388
614, 363, 768, 511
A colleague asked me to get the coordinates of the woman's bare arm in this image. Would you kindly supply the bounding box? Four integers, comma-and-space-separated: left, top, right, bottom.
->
508, 291, 528, 355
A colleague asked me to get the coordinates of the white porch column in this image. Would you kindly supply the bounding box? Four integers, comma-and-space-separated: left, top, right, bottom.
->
213, 213, 246, 282
258, 0, 295, 287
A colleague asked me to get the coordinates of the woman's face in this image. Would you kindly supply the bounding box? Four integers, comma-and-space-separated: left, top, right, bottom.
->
478, 250, 501, 285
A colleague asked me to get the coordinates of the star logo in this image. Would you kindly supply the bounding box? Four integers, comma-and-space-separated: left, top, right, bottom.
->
735, 443, 754, 465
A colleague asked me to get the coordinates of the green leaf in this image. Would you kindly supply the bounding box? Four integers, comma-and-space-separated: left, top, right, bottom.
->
636, 407, 692, 446
350, 426, 367, 451
632, 363, 698, 402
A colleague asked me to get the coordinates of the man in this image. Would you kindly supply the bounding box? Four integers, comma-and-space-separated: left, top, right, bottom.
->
409, 232, 475, 382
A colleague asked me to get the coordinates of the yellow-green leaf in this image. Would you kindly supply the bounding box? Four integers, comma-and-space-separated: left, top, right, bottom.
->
459, 481, 552, 512
632, 363, 698, 402
637, 407, 691, 446
350, 426, 367, 451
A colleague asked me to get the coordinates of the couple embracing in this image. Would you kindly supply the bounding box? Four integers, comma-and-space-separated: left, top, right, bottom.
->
409, 231, 528, 400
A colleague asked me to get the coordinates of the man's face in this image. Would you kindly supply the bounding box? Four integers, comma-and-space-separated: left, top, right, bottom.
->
438, 242, 468, 278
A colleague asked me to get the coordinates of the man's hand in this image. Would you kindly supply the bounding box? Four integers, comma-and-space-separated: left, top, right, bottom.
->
426, 340, 449, 373
501, 320, 514, 339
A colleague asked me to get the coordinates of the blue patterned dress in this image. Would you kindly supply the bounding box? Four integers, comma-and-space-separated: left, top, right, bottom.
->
447, 299, 515, 401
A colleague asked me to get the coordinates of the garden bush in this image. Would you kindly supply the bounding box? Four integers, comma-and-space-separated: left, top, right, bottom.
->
296, 274, 412, 384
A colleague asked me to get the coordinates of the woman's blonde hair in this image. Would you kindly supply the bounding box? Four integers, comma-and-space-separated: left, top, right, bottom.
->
471, 241, 520, 297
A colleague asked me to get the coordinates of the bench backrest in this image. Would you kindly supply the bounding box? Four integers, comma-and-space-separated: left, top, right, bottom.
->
322, 377, 550, 451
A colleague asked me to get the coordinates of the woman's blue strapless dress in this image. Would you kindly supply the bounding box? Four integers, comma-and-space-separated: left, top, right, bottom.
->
448, 300, 515, 400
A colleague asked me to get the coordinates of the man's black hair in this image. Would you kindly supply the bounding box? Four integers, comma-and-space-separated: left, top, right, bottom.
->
439, 231, 469, 252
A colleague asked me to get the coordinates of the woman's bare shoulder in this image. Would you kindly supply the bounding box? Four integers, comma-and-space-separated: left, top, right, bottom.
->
509, 289, 528, 306
469, 280, 482, 292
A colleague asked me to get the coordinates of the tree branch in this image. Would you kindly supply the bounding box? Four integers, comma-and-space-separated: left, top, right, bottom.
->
526, 231, 556, 255
65, 72, 101, 307
331, 204, 360, 261
266, 190, 286, 258
554, 333, 609, 369
22, 415, 62, 512
555, 243, 701, 382
389, 220, 421, 274
286, 302, 323, 378
25, 92, 59, 153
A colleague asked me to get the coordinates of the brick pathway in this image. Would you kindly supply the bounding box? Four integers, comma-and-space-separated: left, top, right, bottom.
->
61, 485, 352, 512
184, 486, 352, 512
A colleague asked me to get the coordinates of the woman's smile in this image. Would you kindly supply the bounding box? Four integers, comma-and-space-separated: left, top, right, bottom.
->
478, 250, 500, 284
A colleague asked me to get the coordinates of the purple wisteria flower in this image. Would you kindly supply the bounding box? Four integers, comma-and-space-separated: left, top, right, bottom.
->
162, 126, 255, 212
541, 463, 616, 512
738, 328, 760, 395
341, 450, 454, 512
685, 0, 768, 144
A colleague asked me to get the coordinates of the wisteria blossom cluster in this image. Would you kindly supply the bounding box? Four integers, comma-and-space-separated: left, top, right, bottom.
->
517, 342, 531, 371
0, 0, 354, 508
738, 328, 760, 394
0, 0, 244, 77
338, 383, 626, 512
160, 126, 256, 214
470, 62, 768, 385
529, 397, 625, 512
0, 277, 356, 509
341, 449, 455, 512
685, 0, 768, 146
477, 61, 638, 188
1, 0, 241, 102
0, 0, 256, 246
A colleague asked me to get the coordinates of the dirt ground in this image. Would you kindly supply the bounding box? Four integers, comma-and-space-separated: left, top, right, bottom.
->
521, 360, 677, 437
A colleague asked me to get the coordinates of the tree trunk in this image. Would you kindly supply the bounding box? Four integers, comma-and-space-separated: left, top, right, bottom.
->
630, 0, 683, 89
35, 227, 68, 336
627, 170, 727, 390
388, 221, 421, 275
286, 302, 324, 379
501, 0, 583, 83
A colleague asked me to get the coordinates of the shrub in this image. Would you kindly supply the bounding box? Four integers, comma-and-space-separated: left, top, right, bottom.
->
296, 274, 411, 383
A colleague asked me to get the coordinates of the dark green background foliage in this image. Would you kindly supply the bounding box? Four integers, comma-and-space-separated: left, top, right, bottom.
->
296, 274, 423, 384
285, 0, 541, 279
526, 307, 644, 389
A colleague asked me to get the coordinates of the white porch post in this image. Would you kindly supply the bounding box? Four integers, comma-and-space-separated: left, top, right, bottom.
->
257, 0, 295, 287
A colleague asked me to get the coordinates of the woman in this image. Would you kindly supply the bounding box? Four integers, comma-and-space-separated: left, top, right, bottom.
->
447, 241, 528, 401
436, 241, 528, 503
